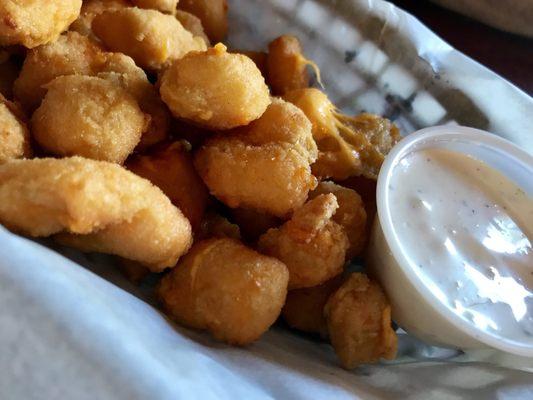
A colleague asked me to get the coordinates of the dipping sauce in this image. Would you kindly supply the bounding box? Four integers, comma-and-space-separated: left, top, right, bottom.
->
388, 147, 533, 346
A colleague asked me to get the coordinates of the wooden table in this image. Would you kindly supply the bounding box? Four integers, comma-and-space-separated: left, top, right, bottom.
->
390, 0, 533, 96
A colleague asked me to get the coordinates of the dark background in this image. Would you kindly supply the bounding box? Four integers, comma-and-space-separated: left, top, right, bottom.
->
389, 0, 533, 96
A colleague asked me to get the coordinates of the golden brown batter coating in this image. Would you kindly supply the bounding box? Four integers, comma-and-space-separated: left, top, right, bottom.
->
31, 75, 148, 163
0, 94, 31, 163
14, 32, 170, 147
341, 175, 378, 231
125, 141, 209, 231
70, 0, 129, 39
93, 52, 171, 150
160, 44, 270, 130
157, 238, 289, 345
267, 35, 313, 96
14, 31, 106, 111
175, 10, 210, 46
194, 99, 318, 217
324, 273, 397, 368
92, 7, 206, 70
0, 0, 82, 48
282, 276, 344, 337
310, 182, 367, 259
258, 194, 349, 289
233, 50, 267, 78
0, 157, 192, 270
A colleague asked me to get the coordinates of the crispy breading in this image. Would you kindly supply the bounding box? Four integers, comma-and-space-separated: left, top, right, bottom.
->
175, 10, 210, 46
157, 238, 289, 345
14, 32, 170, 147
0, 94, 31, 163
0, 157, 192, 270
92, 7, 206, 70
70, 0, 129, 39
160, 44, 270, 130
310, 182, 367, 259
14, 31, 106, 111
324, 273, 398, 368
126, 141, 209, 231
267, 35, 311, 96
194, 99, 318, 217
0, 0, 81, 48
282, 276, 344, 337
31, 75, 147, 163
258, 194, 349, 289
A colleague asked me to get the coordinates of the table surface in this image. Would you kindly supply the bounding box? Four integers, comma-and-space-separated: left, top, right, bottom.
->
390, 0, 533, 96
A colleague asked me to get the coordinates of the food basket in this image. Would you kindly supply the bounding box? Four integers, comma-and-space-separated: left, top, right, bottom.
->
1, 0, 532, 399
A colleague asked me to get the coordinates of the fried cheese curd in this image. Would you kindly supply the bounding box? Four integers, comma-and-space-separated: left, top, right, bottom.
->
324, 273, 398, 368
0, 0, 81, 48
70, 0, 129, 39
267, 35, 320, 96
175, 10, 210, 46
282, 275, 344, 338
258, 194, 349, 289
310, 181, 367, 259
194, 99, 318, 217
31, 75, 147, 163
177, 0, 228, 42
92, 7, 206, 70
14, 31, 107, 111
131, 0, 178, 14
14, 32, 170, 147
0, 94, 31, 163
157, 238, 289, 345
160, 44, 270, 130
284, 88, 401, 180
0, 157, 192, 270
125, 141, 209, 231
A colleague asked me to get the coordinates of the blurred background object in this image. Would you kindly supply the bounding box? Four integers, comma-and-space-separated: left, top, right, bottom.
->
391, 0, 533, 95
431, 0, 533, 38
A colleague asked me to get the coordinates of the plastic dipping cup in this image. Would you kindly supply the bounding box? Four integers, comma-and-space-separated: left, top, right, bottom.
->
367, 125, 533, 357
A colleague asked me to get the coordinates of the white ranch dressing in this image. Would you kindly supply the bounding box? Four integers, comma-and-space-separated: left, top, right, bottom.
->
388, 147, 533, 346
